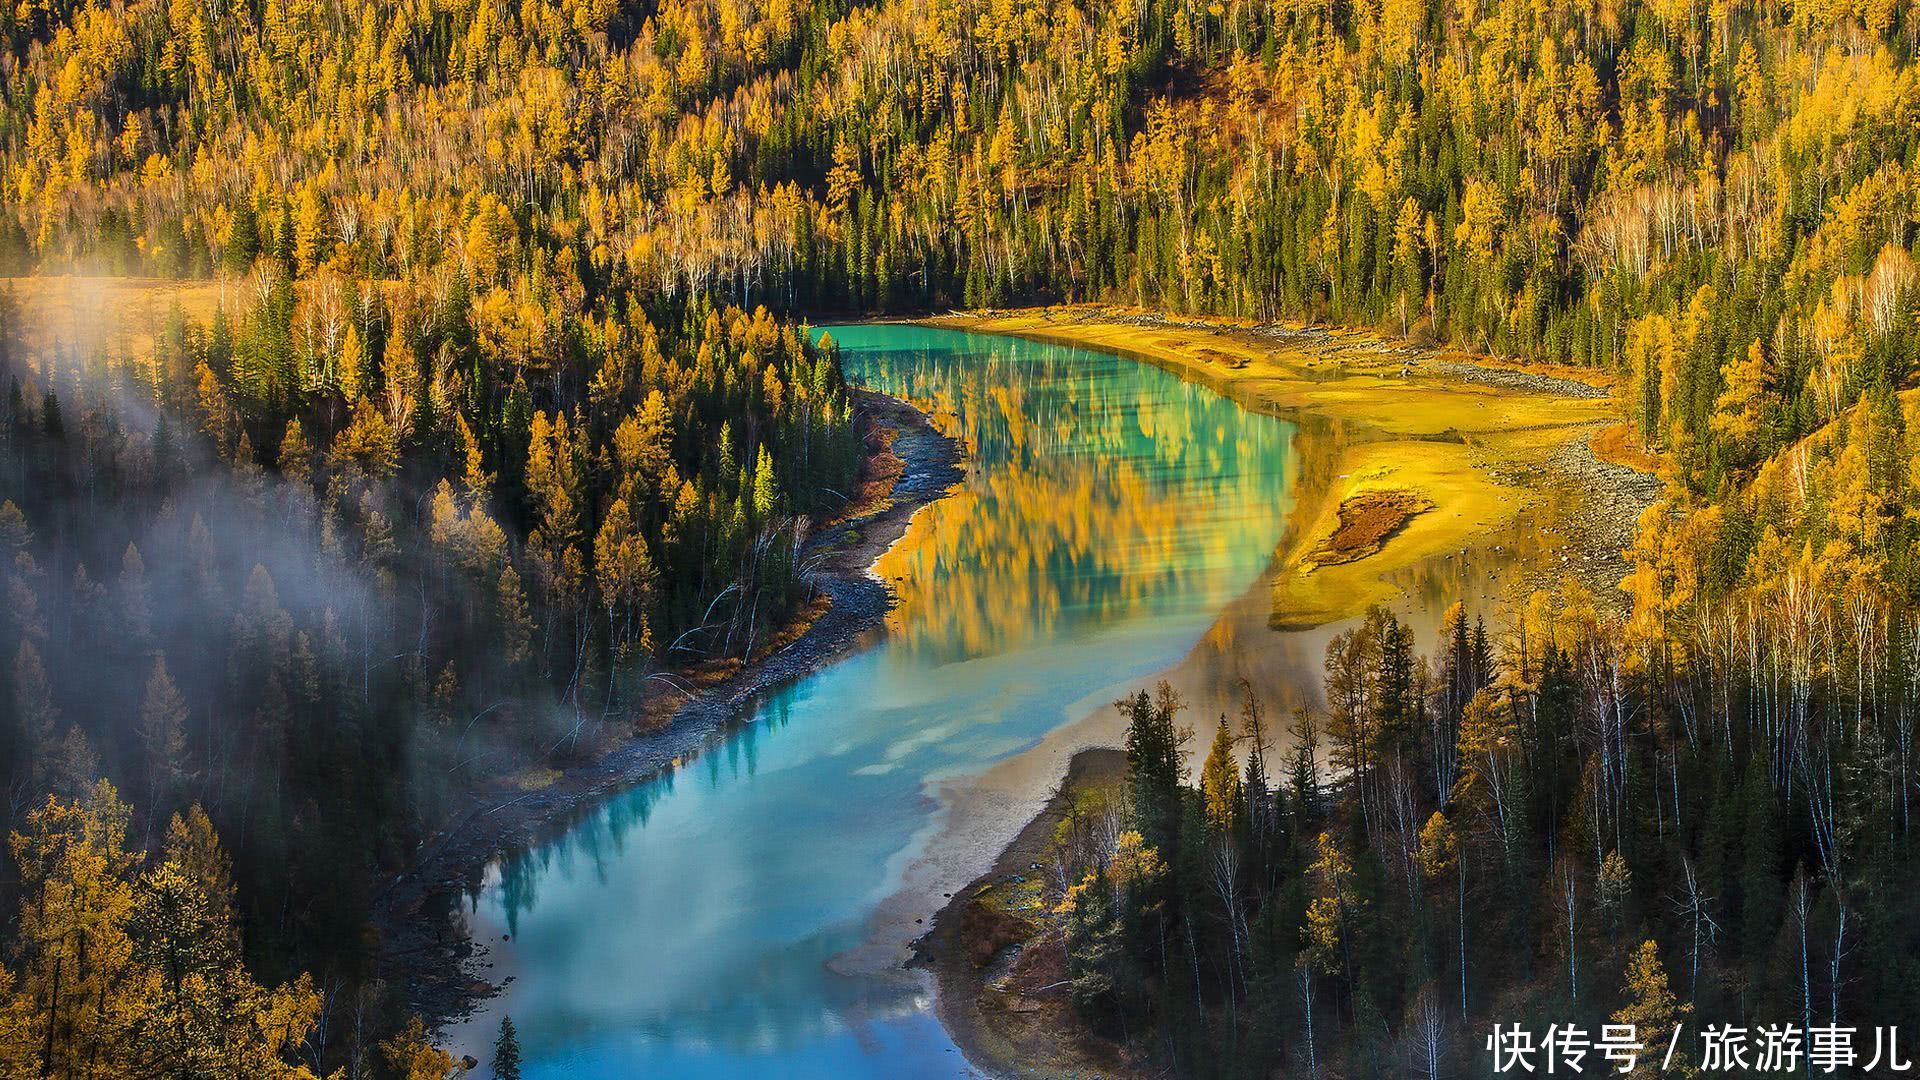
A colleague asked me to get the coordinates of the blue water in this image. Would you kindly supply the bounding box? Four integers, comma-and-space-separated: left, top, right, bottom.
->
447, 325, 1297, 1077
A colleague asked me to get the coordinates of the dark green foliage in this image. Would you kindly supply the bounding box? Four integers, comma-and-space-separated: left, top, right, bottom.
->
1069, 594, 1920, 1077
1123, 686, 1186, 859
492, 1016, 523, 1080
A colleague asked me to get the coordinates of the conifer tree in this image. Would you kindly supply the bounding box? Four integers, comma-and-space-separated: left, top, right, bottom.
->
1613, 940, 1692, 1079
493, 1016, 523, 1079
1201, 716, 1241, 834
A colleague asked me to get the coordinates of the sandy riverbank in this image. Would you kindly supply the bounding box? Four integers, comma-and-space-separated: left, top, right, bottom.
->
375, 388, 964, 1027
924, 305, 1656, 629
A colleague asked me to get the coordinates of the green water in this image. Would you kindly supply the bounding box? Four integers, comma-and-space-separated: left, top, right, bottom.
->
446, 325, 1298, 1077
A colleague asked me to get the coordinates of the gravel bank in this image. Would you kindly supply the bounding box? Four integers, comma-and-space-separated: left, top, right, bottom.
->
1427, 358, 1613, 399
1479, 419, 1664, 601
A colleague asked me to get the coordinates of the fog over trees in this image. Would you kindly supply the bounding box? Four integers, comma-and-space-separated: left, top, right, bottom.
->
0, 282, 860, 1070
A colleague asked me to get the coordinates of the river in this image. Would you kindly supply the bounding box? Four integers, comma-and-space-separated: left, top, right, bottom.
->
444, 324, 1301, 1076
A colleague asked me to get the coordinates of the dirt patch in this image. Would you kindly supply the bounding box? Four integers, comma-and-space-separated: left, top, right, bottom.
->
1193, 347, 1249, 369
957, 894, 1039, 969
1308, 489, 1434, 567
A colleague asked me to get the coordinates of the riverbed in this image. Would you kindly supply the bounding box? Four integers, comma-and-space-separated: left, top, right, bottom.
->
441, 324, 1304, 1075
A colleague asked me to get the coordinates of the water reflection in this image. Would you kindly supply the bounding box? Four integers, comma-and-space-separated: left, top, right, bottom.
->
446, 326, 1297, 1078
864, 342, 1299, 662
487, 691, 797, 940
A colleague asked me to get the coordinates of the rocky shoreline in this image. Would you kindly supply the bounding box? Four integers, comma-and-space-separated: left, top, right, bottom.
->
374, 388, 964, 1029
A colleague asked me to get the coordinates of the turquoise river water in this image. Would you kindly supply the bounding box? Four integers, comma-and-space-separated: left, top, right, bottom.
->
445, 324, 1298, 1076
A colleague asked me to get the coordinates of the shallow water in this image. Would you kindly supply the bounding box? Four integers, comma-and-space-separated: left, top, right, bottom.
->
445, 325, 1298, 1077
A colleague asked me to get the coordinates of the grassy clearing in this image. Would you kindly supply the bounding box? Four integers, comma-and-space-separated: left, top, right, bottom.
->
926, 305, 1620, 630
3, 275, 231, 356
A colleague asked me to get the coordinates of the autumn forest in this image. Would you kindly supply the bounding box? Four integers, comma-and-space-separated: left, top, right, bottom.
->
2, 0, 1920, 1072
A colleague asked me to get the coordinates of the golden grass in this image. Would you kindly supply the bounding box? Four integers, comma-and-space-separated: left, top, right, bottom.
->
510, 765, 564, 791
2, 275, 230, 353
925, 305, 1619, 630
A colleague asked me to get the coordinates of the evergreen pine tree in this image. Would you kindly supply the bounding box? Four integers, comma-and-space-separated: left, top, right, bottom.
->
493, 1016, 523, 1080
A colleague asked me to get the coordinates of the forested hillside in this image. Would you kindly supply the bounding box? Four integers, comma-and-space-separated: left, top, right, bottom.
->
11, 0, 1920, 588
0, 282, 860, 1068
2, 0, 1920, 1071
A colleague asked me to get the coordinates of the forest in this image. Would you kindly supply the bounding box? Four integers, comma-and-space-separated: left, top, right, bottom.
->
0, 0, 1917, 1069
0, 279, 861, 1071
1041, 579, 1920, 1075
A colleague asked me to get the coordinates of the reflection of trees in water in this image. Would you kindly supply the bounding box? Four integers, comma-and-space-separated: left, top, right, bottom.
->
468, 333, 1317, 1060
491, 776, 670, 935
490, 689, 801, 929
858, 347, 1268, 477
1273, 412, 1349, 557
850, 343, 1296, 663
479, 672, 939, 1055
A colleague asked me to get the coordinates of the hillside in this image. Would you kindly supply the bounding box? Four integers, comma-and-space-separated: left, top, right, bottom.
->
2, 0, 1920, 1074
